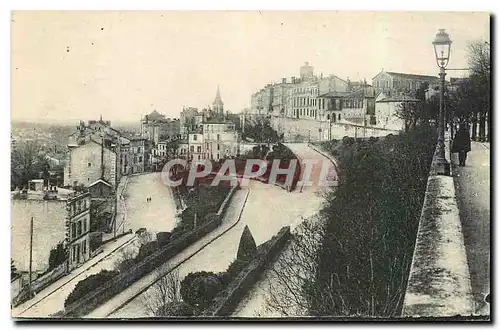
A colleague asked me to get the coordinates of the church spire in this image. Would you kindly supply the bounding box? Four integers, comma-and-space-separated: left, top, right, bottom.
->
212, 84, 224, 116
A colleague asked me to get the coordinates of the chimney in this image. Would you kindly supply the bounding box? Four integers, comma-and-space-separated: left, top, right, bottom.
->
282, 78, 286, 84
291, 76, 295, 84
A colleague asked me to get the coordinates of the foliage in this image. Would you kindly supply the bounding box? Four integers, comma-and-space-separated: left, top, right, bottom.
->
180, 271, 223, 310
236, 225, 257, 262
270, 125, 436, 317
11, 140, 50, 190
309, 124, 436, 317
243, 116, 281, 143
142, 268, 188, 317
48, 242, 67, 271
64, 269, 119, 308
156, 301, 195, 317
11, 259, 20, 279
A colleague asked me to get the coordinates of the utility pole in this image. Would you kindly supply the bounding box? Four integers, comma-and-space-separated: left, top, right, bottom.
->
28, 216, 33, 299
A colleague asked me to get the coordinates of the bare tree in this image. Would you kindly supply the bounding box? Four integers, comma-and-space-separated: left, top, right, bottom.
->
261, 217, 326, 316
142, 267, 183, 317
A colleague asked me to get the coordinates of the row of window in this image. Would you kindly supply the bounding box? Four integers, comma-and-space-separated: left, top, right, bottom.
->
69, 198, 88, 217
71, 217, 88, 240
192, 134, 221, 141
293, 109, 318, 118
71, 239, 87, 263
293, 87, 319, 95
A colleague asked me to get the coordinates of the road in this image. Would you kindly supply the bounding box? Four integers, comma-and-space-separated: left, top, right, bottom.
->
13, 173, 178, 318
109, 144, 336, 318
90, 187, 250, 318
233, 143, 337, 317
452, 142, 490, 315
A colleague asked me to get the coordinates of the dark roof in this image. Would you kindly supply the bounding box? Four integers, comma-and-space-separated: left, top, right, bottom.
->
376, 96, 421, 103
375, 71, 439, 81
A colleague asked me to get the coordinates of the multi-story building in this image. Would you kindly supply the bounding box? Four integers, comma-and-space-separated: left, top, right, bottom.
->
251, 62, 349, 121
65, 118, 146, 189
141, 110, 180, 144
372, 70, 439, 97
318, 85, 377, 126
11, 180, 91, 275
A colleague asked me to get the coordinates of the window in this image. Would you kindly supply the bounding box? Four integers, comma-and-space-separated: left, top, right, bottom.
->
72, 246, 76, 262
87, 162, 91, 167
217, 134, 220, 140
139, 156, 142, 162
83, 218, 87, 233
193, 134, 197, 141
82, 240, 87, 256
77, 221, 82, 237
197, 146, 201, 153
217, 144, 220, 151
72, 223, 77, 239
198, 155, 201, 160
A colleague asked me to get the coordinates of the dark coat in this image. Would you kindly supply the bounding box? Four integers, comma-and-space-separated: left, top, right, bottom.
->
452, 128, 471, 153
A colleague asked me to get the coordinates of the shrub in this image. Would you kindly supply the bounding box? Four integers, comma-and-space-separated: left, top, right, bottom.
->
236, 225, 257, 262
180, 271, 223, 310
309, 124, 437, 316
64, 269, 119, 308
156, 301, 195, 317
48, 242, 66, 271
135, 241, 158, 262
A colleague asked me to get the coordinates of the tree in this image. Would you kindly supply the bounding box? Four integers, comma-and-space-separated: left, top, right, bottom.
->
142, 267, 190, 317
262, 219, 325, 316
244, 116, 280, 144
48, 242, 67, 271
11, 259, 20, 279
180, 271, 223, 310
467, 40, 490, 141
236, 225, 257, 262
11, 140, 46, 190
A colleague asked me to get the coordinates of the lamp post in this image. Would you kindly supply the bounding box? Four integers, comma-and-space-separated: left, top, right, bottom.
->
432, 28, 452, 176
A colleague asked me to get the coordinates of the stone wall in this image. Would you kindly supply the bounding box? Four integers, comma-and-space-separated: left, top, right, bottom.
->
402, 144, 473, 317
271, 116, 400, 143
203, 226, 292, 316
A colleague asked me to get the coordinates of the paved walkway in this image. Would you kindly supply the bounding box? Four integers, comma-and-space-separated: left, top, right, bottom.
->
12, 233, 135, 318
88, 187, 250, 318
451, 141, 490, 315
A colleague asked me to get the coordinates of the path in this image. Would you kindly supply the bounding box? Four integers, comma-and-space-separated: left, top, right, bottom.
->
452, 141, 490, 315
233, 143, 337, 317
88, 187, 249, 318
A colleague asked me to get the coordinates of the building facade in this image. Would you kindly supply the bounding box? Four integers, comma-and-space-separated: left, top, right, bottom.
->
372, 70, 439, 97
250, 62, 349, 121
141, 110, 180, 144
11, 181, 91, 274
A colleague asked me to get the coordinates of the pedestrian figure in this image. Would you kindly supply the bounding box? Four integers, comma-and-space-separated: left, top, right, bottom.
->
452, 122, 471, 166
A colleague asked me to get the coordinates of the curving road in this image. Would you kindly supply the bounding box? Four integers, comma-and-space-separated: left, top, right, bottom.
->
110, 143, 337, 318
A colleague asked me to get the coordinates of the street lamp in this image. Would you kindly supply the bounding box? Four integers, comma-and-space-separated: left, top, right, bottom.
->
432, 28, 452, 175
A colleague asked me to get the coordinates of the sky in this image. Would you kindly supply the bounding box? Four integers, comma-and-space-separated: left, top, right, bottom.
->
11, 11, 490, 123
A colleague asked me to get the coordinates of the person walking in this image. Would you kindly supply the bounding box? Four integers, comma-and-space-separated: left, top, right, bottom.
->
452, 122, 472, 166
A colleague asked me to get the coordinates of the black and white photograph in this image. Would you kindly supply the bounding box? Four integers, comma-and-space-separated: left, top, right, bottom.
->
8, 10, 491, 321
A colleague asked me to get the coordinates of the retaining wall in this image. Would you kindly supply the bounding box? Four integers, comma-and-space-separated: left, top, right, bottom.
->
402, 143, 473, 317
203, 226, 292, 316
61, 185, 239, 317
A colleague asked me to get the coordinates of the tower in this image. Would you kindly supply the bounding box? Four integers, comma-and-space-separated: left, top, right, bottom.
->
212, 85, 224, 117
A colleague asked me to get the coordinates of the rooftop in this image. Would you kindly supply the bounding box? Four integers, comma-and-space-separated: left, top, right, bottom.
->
375, 71, 440, 81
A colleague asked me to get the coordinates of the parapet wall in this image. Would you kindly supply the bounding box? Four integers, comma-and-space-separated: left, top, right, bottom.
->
203, 226, 292, 316
402, 145, 473, 317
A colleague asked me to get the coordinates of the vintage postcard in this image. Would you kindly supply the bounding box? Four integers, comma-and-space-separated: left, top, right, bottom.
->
10, 11, 490, 321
